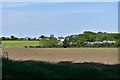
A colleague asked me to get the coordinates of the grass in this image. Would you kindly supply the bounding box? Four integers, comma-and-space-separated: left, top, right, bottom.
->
2, 41, 40, 48
2, 58, 119, 80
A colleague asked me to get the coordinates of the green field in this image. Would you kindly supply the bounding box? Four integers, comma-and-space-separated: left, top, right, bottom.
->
2, 41, 40, 48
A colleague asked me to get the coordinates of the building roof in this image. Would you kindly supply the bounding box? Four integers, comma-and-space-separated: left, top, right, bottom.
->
58, 36, 64, 39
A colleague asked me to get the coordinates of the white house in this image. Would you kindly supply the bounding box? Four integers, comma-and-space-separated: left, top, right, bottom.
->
57, 36, 64, 45
58, 36, 64, 42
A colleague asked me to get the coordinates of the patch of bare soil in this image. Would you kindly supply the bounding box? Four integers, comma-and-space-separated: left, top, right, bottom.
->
2, 48, 119, 64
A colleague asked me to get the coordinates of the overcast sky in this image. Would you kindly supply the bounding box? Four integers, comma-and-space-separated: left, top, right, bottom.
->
2, 2, 118, 38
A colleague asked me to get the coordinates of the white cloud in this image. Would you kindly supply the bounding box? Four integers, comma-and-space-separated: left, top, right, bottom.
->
2, 3, 35, 8
3, 8, 103, 16
48, 9, 103, 14
2, 8, 104, 33
2, 2, 65, 9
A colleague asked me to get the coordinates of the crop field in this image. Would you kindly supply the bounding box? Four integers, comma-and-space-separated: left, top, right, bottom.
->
2, 41, 39, 48
2, 48, 118, 64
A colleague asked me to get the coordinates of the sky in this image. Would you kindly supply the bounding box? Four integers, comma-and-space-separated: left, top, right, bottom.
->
1, 0, 120, 2
2, 2, 118, 38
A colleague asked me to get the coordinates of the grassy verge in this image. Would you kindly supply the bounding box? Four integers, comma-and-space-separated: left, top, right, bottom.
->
2, 58, 119, 80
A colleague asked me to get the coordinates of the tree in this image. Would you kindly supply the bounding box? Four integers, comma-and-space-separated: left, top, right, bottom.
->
39, 35, 45, 39
2, 37, 7, 40
39, 37, 58, 48
10, 35, 18, 40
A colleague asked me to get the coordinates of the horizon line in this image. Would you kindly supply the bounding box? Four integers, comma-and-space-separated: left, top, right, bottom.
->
1, 30, 119, 38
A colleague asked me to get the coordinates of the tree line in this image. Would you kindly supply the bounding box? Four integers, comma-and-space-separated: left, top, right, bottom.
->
63, 31, 120, 48
1, 31, 120, 48
1, 36, 39, 41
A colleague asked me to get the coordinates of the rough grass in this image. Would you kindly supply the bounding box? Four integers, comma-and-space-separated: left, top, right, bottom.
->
2, 41, 40, 48
2, 58, 119, 80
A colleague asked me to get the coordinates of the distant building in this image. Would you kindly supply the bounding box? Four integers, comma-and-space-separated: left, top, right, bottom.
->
58, 36, 64, 42
39, 35, 50, 40
58, 36, 64, 45
39, 37, 42, 40
50, 35, 54, 38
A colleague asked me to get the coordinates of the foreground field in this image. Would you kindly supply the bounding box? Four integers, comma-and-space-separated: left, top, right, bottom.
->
2, 48, 118, 64
2, 41, 39, 48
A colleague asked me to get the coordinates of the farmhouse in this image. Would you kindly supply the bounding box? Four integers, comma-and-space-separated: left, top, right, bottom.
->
39, 36, 49, 40
57, 36, 65, 45
58, 36, 64, 42
50, 35, 55, 38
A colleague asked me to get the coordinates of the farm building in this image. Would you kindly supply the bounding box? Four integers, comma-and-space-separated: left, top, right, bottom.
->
50, 35, 55, 38
58, 36, 64, 42
57, 36, 65, 45
39, 36, 49, 40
